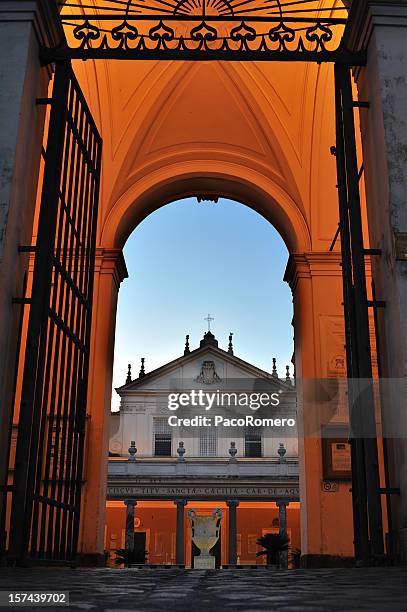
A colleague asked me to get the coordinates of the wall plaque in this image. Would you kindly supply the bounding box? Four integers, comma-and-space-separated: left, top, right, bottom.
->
322, 438, 352, 480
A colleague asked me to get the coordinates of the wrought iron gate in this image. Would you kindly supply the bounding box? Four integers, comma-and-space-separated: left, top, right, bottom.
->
7, 62, 102, 563
334, 64, 384, 564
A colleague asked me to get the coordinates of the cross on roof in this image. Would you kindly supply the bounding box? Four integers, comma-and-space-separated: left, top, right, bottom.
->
204, 314, 214, 332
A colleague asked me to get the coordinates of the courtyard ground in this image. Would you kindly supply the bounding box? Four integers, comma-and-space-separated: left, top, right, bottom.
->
0, 567, 407, 611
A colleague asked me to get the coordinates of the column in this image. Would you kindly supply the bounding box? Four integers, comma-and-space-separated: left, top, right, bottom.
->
0, 0, 63, 533
345, 0, 407, 562
175, 498, 187, 565
277, 501, 289, 569
227, 500, 239, 566
277, 501, 288, 536
124, 499, 137, 551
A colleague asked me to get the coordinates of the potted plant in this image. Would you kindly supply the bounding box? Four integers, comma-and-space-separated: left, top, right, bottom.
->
256, 533, 289, 568
290, 547, 301, 569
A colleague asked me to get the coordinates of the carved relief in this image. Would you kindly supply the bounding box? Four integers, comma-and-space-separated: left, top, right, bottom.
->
196, 360, 222, 384
319, 316, 346, 378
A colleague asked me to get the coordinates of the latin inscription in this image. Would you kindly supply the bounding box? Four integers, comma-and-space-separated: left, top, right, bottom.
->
107, 484, 299, 499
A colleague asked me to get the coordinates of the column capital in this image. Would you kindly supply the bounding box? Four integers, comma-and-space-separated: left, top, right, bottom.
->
0, 1, 65, 49
226, 499, 239, 508
276, 500, 289, 508
284, 252, 342, 292
123, 498, 137, 507
174, 498, 187, 507
95, 248, 128, 290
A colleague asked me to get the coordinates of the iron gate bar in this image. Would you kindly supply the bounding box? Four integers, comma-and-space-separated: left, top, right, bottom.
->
59, 15, 349, 21
372, 279, 395, 557
42, 47, 365, 63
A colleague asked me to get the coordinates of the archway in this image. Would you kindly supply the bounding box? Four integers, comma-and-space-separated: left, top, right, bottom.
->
80, 164, 349, 566
105, 196, 299, 567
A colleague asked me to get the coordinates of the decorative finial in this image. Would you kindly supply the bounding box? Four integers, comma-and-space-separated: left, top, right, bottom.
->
177, 441, 186, 462
286, 365, 291, 383
278, 442, 287, 463
126, 363, 132, 385
272, 357, 278, 377
204, 313, 214, 332
228, 332, 234, 355
139, 357, 145, 378
228, 441, 237, 462
184, 334, 190, 355
128, 441, 137, 462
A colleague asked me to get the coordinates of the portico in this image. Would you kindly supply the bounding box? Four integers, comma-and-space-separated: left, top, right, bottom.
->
106, 456, 300, 567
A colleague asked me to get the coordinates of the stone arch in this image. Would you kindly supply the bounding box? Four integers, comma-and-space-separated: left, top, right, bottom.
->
100, 159, 311, 253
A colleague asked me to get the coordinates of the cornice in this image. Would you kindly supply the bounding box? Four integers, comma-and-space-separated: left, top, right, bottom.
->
284, 251, 342, 292
95, 247, 129, 290
344, 1, 407, 79
0, 1, 64, 49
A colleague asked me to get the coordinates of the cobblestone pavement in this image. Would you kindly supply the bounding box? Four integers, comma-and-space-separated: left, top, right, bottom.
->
1, 567, 407, 612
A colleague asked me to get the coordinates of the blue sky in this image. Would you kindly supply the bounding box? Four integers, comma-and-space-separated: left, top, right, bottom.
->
111, 198, 294, 410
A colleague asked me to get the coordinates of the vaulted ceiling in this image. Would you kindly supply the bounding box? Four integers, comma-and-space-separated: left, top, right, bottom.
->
61, 1, 348, 252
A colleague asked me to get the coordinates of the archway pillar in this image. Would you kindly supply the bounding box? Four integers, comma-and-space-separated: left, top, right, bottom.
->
78, 248, 128, 563
285, 252, 354, 566
346, 0, 407, 562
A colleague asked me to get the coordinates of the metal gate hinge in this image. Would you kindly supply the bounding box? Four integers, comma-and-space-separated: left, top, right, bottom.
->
353, 101, 370, 109
36, 97, 53, 106
380, 487, 400, 495
367, 300, 386, 308
364, 249, 382, 256
12, 297, 32, 305
18, 246, 36, 253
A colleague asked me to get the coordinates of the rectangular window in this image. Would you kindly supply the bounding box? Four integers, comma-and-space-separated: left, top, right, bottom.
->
245, 428, 262, 457
199, 427, 217, 456
153, 418, 172, 456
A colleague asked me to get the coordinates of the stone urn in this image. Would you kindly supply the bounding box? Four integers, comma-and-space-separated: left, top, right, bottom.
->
187, 508, 222, 569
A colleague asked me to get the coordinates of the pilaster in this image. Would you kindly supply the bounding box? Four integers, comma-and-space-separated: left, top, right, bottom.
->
78, 248, 128, 561
285, 251, 354, 565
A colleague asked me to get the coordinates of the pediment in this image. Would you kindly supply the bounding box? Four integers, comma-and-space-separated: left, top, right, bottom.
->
117, 346, 292, 395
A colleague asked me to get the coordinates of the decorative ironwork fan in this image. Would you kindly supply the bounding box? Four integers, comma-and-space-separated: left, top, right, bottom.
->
48, 1, 363, 64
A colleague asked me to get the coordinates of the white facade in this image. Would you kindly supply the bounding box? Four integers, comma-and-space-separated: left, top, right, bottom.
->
109, 332, 298, 462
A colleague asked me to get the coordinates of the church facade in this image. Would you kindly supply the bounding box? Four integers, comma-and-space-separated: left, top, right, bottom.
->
105, 332, 300, 567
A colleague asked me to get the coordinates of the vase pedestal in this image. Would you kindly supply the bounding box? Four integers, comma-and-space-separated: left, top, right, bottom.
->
194, 555, 215, 569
